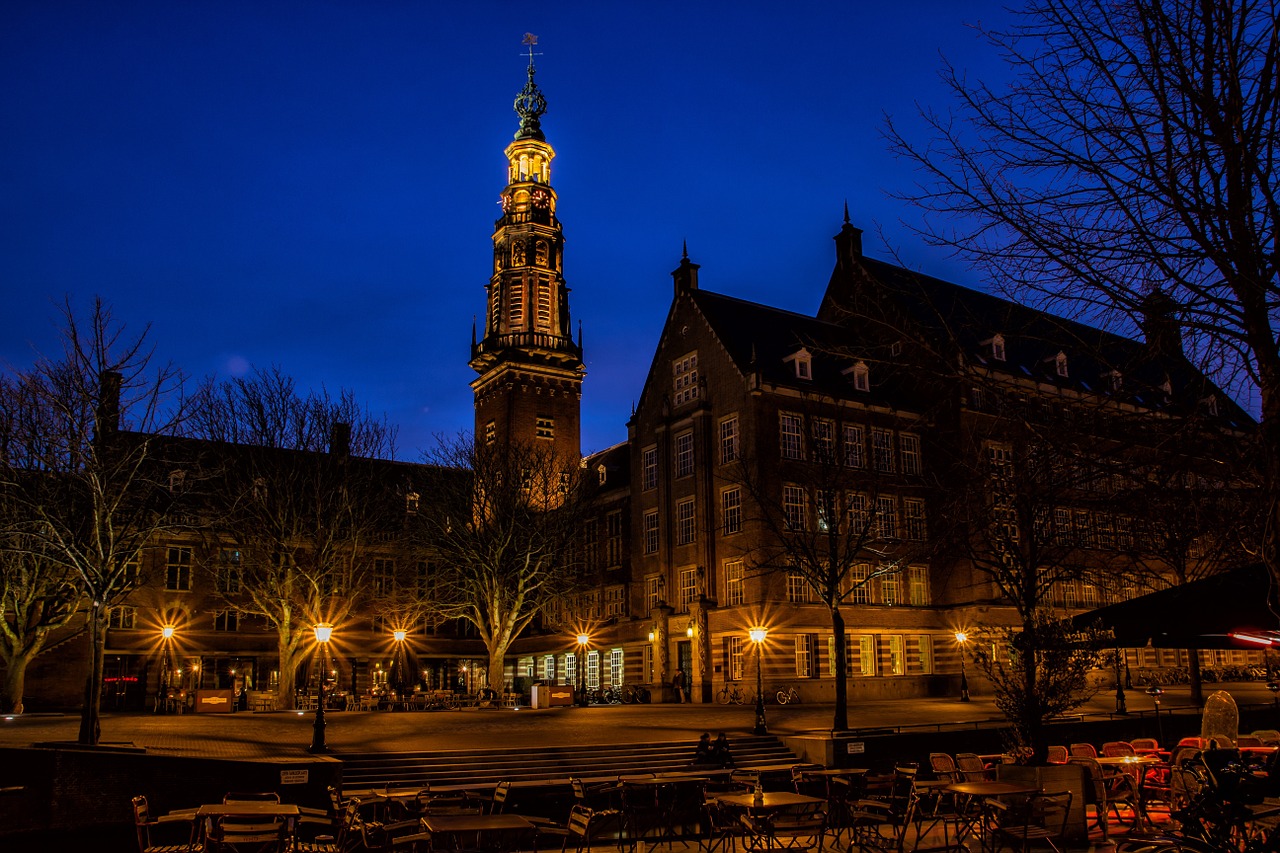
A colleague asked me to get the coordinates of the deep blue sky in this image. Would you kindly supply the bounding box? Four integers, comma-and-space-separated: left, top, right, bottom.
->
1, 1, 1015, 458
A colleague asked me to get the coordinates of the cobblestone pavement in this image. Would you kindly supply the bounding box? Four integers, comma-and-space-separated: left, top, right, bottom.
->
1, 681, 1272, 759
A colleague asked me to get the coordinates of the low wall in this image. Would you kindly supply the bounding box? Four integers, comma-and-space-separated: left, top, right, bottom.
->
0, 745, 340, 839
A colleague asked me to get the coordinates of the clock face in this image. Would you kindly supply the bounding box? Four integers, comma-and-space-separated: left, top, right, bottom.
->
532, 190, 549, 207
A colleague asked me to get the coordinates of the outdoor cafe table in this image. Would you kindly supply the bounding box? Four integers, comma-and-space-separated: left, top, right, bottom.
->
944, 780, 1040, 853
420, 812, 534, 853
195, 802, 300, 847
716, 791, 826, 812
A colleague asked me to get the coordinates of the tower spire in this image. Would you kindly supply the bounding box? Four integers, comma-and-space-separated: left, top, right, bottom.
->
514, 34, 547, 141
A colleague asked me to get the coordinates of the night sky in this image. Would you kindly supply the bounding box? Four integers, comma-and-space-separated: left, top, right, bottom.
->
2, 1, 1016, 458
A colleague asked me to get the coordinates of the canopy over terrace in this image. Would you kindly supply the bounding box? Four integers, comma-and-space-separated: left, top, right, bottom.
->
1071, 564, 1280, 649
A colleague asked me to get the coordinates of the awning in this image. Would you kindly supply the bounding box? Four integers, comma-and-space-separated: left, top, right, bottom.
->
1070, 564, 1280, 649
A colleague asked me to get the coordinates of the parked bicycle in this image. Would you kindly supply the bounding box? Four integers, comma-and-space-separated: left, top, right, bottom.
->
717, 683, 747, 705
620, 684, 651, 704
775, 684, 801, 704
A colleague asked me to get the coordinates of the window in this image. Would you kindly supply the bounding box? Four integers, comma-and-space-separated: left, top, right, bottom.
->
780, 413, 804, 460
108, 606, 136, 630
881, 572, 901, 605
605, 585, 625, 617
783, 485, 807, 531
851, 362, 870, 392
673, 352, 699, 406
722, 487, 742, 535
509, 279, 525, 328
536, 277, 552, 329
719, 416, 739, 464
166, 547, 192, 592
169, 469, 186, 494
535, 416, 554, 439
794, 634, 814, 678
676, 498, 696, 545
874, 496, 898, 539
405, 491, 419, 514
643, 644, 654, 683
903, 498, 927, 541
213, 610, 238, 632
605, 511, 623, 567
643, 510, 659, 554
856, 634, 877, 676
678, 567, 699, 612
871, 429, 894, 472
787, 571, 812, 603
915, 635, 934, 674
728, 637, 744, 681
217, 550, 242, 594
794, 353, 812, 379
908, 566, 930, 606
484, 420, 496, 445
1109, 370, 1123, 392
848, 564, 871, 604
724, 560, 744, 606
887, 635, 905, 675
373, 558, 395, 596
899, 433, 922, 475
565, 653, 578, 685
991, 335, 1006, 361
843, 424, 865, 468
987, 443, 1019, 543
674, 431, 694, 478
847, 492, 869, 535
816, 490, 836, 532
609, 649, 624, 687
586, 651, 600, 689
812, 419, 835, 463
544, 655, 556, 682
642, 446, 658, 491
1055, 351, 1069, 377
645, 576, 662, 611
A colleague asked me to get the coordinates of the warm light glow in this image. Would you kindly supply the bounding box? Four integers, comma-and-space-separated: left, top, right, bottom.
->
1230, 631, 1274, 646
686, 625, 695, 638
314, 623, 333, 644
648, 631, 655, 642
161, 625, 175, 640
954, 631, 968, 644
393, 630, 407, 643
749, 627, 767, 644
576, 633, 590, 646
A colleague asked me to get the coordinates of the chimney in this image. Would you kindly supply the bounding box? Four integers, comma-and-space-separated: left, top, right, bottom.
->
834, 203, 863, 270
330, 422, 351, 458
96, 370, 122, 436
1140, 288, 1182, 357
671, 242, 700, 296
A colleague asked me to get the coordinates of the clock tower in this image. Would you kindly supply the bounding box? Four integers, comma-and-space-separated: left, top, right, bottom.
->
470, 47, 584, 464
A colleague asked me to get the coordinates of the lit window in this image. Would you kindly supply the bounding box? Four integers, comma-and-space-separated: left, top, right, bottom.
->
856, 634, 876, 676
405, 491, 420, 513
915, 635, 934, 673
728, 636, 744, 681
881, 572, 901, 605
794, 634, 814, 677
535, 416, 554, 439
888, 635, 905, 675
484, 421, 496, 446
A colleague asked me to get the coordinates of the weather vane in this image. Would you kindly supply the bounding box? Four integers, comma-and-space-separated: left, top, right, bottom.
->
522, 33, 542, 68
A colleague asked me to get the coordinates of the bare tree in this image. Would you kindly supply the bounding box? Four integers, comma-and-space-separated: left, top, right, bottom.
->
0, 298, 189, 743
189, 366, 400, 710
413, 436, 590, 694
886, 0, 1280, 581
726, 400, 934, 732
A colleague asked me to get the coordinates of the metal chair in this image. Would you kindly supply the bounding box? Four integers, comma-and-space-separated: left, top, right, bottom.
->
131, 795, 198, 853
954, 753, 991, 782
1071, 756, 1139, 840
989, 790, 1073, 853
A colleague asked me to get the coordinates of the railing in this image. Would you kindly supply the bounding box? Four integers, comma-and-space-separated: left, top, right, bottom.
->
472, 332, 581, 359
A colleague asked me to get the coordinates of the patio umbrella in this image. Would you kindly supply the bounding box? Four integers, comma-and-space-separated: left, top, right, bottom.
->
1070, 564, 1280, 649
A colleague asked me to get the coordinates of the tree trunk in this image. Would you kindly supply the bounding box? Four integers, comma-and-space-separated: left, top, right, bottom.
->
276, 637, 299, 711
2, 655, 28, 714
77, 601, 105, 745
831, 606, 849, 732
488, 644, 508, 693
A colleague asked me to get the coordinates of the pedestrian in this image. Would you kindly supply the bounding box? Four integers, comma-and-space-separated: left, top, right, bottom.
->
692, 732, 714, 765
710, 732, 734, 768
672, 668, 686, 703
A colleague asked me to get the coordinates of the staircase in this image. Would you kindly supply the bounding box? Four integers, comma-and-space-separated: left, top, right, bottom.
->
340, 734, 796, 790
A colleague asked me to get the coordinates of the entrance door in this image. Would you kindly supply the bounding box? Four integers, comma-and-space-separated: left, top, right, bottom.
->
676, 641, 691, 702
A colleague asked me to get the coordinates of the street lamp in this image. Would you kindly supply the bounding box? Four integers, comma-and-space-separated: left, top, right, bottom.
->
1114, 649, 1128, 715
749, 627, 768, 735
954, 632, 970, 702
576, 633, 590, 706
1145, 684, 1165, 746
1267, 681, 1279, 720
158, 625, 176, 714
309, 623, 333, 754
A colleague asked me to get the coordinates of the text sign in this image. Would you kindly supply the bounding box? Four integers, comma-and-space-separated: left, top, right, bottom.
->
846, 741, 866, 754
280, 769, 309, 785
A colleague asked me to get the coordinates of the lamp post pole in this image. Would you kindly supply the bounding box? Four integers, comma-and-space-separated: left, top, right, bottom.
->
749, 627, 768, 735
1267, 681, 1279, 722
158, 625, 175, 714
308, 623, 333, 754
1145, 685, 1165, 746
576, 634, 590, 707
1114, 649, 1128, 715
954, 632, 970, 702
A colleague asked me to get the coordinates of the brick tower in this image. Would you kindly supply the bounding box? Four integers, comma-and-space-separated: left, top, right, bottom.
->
470, 42, 584, 464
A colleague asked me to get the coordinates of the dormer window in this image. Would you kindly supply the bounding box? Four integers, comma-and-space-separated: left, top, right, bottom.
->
1108, 370, 1123, 392
784, 348, 813, 381
597, 464, 607, 486
991, 335, 1006, 362
406, 492, 420, 514
843, 361, 870, 392
1054, 352, 1069, 378
169, 470, 186, 494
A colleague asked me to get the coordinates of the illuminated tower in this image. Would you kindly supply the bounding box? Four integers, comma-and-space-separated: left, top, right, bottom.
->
470, 44, 584, 463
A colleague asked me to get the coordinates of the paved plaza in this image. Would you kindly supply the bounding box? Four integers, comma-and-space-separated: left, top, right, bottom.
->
1, 681, 1272, 759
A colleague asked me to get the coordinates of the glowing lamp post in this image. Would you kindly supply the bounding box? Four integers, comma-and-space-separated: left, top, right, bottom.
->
1145, 684, 1165, 746
308, 623, 333, 754
576, 633, 590, 706
157, 625, 176, 714
749, 627, 768, 735
954, 631, 970, 702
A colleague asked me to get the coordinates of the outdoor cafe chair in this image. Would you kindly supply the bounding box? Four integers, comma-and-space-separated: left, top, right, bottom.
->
1102, 741, 1136, 758
741, 800, 826, 853
845, 767, 919, 853
551, 804, 623, 853
1253, 730, 1280, 746
132, 795, 199, 853
955, 753, 991, 783
1071, 756, 1139, 840
1130, 738, 1161, 754
929, 753, 960, 784
294, 798, 361, 853
988, 790, 1073, 853
1046, 746, 1069, 765
1069, 743, 1098, 760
